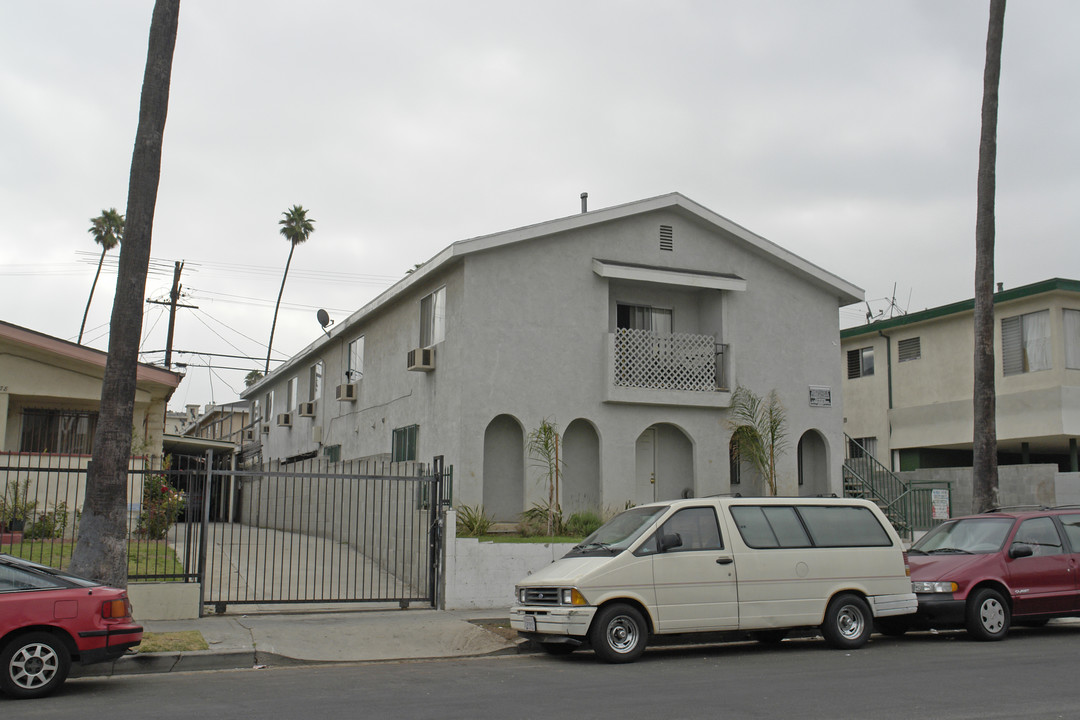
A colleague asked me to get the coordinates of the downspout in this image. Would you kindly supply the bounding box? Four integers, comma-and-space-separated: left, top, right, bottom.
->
879, 330, 894, 470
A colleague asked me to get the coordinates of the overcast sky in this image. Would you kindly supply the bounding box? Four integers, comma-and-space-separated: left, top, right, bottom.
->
2, 1, 1077, 413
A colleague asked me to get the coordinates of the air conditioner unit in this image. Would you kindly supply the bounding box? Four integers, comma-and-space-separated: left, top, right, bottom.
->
244, 428, 255, 441
261, 424, 270, 434
277, 413, 292, 427
336, 383, 357, 402
407, 347, 435, 372
299, 401, 316, 417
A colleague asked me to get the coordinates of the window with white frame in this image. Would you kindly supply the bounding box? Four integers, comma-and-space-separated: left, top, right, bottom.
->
1065, 309, 1080, 370
1002, 310, 1051, 375
420, 287, 446, 347
847, 347, 874, 379
347, 336, 365, 380
309, 361, 323, 401
286, 376, 298, 410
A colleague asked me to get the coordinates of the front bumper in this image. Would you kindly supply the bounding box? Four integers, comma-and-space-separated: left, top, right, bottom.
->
509, 605, 596, 640
912, 593, 966, 627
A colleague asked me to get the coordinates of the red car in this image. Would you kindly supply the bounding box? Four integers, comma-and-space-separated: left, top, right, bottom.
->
0, 554, 142, 699
891, 507, 1080, 640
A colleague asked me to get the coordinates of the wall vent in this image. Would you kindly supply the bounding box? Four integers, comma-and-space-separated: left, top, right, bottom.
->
659, 225, 674, 251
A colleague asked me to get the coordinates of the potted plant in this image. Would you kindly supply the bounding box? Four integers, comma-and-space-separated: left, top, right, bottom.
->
0, 478, 37, 533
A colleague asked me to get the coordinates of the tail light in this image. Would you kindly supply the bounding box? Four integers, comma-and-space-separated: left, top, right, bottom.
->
903, 551, 911, 577
102, 597, 132, 620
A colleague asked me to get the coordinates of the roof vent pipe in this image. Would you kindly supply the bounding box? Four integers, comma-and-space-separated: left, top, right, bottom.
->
996, 282, 1004, 292
580, 192, 588, 213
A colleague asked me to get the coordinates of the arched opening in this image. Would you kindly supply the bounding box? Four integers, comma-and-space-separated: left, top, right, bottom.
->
797, 429, 830, 497
483, 414, 524, 522
562, 419, 600, 515
635, 423, 694, 504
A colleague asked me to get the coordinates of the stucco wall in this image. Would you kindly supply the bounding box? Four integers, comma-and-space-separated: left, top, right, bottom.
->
900, 464, 1059, 516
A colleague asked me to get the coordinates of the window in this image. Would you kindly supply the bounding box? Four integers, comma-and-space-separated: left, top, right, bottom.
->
730, 506, 812, 549
799, 506, 892, 547
1013, 517, 1064, 557
728, 436, 741, 485
392, 425, 418, 462
897, 337, 921, 362
637, 507, 723, 555
309, 361, 323, 401
1002, 310, 1051, 375
846, 347, 874, 378
1065, 310, 1080, 370
420, 287, 446, 347
616, 304, 672, 334
286, 376, 298, 411
20, 409, 97, 454
263, 391, 273, 421
847, 436, 877, 459
1059, 514, 1080, 550
347, 336, 365, 380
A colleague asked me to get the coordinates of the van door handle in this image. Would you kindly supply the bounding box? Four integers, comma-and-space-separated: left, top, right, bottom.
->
716, 557, 734, 565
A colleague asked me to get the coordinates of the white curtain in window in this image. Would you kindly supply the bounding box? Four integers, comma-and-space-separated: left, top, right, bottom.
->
1023, 310, 1051, 372
1065, 309, 1080, 370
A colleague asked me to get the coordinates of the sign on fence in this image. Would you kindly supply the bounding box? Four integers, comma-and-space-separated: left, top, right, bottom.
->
931, 488, 951, 520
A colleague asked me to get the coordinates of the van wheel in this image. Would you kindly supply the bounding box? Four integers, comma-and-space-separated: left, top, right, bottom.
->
966, 588, 1010, 641
821, 593, 872, 650
589, 603, 647, 663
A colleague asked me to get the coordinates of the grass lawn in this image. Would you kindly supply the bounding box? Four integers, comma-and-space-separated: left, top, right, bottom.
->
473, 535, 583, 543
1, 539, 186, 578
137, 631, 208, 653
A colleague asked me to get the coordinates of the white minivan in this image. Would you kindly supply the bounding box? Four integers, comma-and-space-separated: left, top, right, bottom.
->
509, 496, 916, 662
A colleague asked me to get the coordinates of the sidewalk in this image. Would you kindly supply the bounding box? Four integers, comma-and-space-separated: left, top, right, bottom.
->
74, 606, 525, 678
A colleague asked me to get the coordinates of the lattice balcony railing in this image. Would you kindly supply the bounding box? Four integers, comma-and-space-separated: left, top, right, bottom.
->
613, 329, 726, 392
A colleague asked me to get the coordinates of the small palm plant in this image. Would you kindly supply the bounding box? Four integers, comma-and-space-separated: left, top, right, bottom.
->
527, 418, 564, 535
726, 386, 788, 496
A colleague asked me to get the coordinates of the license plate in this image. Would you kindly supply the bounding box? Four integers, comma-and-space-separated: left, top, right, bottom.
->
523, 615, 536, 632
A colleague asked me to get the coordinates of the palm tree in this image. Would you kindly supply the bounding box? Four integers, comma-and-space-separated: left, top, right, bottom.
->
244, 369, 264, 387
78, 208, 124, 344
972, 0, 1006, 513
70, 0, 180, 588
265, 205, 315, 373
727, 386, 788, 496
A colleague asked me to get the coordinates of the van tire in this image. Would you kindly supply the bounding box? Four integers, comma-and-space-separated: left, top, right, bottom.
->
965, 588, 1010, 641
590, 603, 647, 663
821, 593, 872, 650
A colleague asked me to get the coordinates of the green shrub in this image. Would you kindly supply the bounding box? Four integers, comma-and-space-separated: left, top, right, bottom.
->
135, 473, 186, 540
456, 504, 493, 537
519, 501, 566, 537
24, 502, 69, 540
565, 510, 603, 537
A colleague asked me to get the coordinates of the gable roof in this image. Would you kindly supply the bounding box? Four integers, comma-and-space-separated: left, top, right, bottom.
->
246, 192, 863, 393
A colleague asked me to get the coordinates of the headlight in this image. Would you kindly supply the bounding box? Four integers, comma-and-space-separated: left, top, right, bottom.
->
561, 588, 588, 606
516, 587, 526, 604
913, 581, 958, 593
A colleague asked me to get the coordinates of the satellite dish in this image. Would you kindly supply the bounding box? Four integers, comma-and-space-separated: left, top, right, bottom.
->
317, 309, 331, 328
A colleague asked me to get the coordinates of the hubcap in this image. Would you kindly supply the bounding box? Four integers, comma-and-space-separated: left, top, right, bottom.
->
9, 643, 58, 690
981, 598, 1005, 633
606, 615, 639, 653
837, 605, 864, 639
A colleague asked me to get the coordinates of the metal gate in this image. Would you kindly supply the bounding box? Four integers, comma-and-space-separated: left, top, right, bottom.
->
191, 453, 449, 614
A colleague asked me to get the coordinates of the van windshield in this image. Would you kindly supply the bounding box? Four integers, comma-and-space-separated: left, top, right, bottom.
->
909, 517, 1014, 555
565, 506, 667, 557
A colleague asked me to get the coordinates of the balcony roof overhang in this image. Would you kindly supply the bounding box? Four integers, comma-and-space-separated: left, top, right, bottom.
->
592, 259, 747, 292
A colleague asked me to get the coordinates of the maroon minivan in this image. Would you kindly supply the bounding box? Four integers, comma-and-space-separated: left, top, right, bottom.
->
879, 507, 1080, 640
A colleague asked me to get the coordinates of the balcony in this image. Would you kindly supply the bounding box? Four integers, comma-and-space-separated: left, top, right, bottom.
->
605, 329, 732, 408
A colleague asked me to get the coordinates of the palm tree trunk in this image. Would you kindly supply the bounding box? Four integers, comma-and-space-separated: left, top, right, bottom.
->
78, 247, 108, 345
70, 0, 180, 588
266, 243, 296, 373
973, 0, 1006, 514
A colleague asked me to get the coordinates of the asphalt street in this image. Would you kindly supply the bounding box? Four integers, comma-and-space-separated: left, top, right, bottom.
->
11, 624, 1080, 719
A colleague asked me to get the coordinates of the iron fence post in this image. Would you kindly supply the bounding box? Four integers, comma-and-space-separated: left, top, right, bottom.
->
197, 449, 213, 617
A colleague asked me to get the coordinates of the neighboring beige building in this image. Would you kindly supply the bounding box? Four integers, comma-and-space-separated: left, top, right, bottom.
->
841, 278, 1080, 473
0, 319, 181, 460
181, 400, 250, 446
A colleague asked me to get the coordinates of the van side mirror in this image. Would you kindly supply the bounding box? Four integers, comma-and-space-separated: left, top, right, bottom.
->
658, 532, 683, 553
1009, 543, 1034, 559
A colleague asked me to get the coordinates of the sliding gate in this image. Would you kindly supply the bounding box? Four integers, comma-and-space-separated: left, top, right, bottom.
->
195, 454, 449, 614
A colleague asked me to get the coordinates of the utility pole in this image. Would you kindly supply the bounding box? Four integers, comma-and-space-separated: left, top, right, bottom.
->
146, 260, 196, 370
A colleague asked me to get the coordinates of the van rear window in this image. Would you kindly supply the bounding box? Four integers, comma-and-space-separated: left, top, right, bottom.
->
730, 505, 892, 549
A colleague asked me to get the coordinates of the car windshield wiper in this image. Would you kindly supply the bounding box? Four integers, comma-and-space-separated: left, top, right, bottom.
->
928, 547, 974, 554
573, 541, 616, 553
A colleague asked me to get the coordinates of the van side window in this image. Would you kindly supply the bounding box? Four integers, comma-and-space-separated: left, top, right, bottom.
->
1059, 514, 1080, 552
730, 506, 811, 548
1014, 517, 1065, 557
798, 506, 891, 547
638, 507, 723, 555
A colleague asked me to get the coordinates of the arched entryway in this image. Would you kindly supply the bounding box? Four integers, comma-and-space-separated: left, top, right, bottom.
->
483, 414, 524, 522
797, 429, 830, 496
635, 423, 694, 504
562, 419, 600, 514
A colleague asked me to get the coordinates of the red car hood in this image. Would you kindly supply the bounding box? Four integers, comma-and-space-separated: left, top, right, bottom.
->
908, 553, 990, 581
